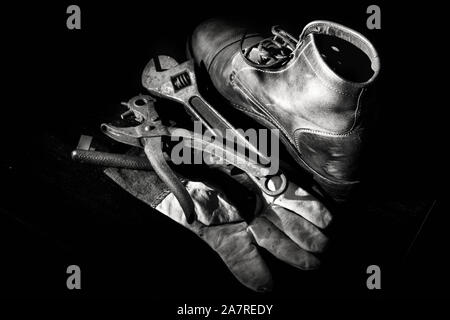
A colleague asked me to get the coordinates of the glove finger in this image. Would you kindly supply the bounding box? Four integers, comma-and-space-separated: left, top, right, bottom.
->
271, 182, 332, 229
201, 222, 273, 292
248, 217, 321, 270
261, 205, 328, 253
158, 186, 272, 292
105, 166, 271, 291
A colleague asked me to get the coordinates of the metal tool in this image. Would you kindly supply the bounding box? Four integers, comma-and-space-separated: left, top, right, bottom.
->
141, 55, 287, 196
102, 95, 196, 224
141, 55, 268, 161
71, 135, 153, 170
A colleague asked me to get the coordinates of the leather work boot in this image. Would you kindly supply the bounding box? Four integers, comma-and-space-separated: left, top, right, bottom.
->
188, 19, 380, 202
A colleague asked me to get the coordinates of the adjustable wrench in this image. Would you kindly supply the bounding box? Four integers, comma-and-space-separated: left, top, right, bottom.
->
141, 55, 287, 196
141, 56, 268, 160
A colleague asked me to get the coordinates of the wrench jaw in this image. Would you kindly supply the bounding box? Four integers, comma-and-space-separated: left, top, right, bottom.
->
141, 55, 178, 97
142, 56, 199, 105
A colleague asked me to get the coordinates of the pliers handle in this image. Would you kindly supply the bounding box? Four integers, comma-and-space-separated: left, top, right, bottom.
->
102, 95, 196, 224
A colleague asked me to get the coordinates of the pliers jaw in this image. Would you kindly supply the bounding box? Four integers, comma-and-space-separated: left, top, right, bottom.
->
100, 94, 196, 224
100, 93, 289, 224
100, 95, 169, 148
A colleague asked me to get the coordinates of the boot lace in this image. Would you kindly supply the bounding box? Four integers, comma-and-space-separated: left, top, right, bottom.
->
240, 26, 299, 68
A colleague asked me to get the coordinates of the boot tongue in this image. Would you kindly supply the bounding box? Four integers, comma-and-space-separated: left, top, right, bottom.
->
242, 27, 297, 68
247, 47, 278, 65
245, 41, 293, 67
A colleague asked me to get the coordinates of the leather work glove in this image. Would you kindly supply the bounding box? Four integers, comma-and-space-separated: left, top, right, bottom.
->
105, 163, 332, 292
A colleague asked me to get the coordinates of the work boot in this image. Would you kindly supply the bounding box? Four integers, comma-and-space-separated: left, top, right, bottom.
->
188, 19, 380, 202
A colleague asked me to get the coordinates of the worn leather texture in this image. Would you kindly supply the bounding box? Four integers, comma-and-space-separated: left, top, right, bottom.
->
189, 19, 379, 201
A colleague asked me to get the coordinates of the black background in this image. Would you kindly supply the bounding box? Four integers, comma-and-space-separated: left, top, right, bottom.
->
0, 0, 447, 304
